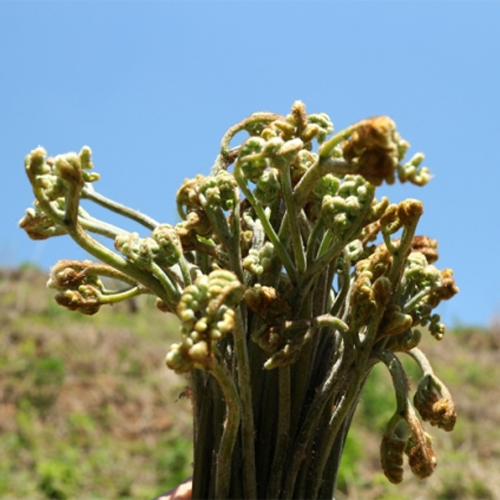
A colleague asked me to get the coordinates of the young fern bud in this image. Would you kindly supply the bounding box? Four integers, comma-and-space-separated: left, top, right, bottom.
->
306, 113, 334, 143
414, 374, 457, 432
115, 232, 160, 269
405, 430, 437, 480
380, 432, 407, 484
152, 224, 184, 268
19, 204, 67, 240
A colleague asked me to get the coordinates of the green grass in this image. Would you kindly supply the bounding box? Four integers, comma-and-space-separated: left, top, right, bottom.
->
0, 267, 192, 500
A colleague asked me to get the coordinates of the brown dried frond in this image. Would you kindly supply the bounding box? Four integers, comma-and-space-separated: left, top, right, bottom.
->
243, 285, 291, 322
342, 117, 400, 186
411, 235, 439, 264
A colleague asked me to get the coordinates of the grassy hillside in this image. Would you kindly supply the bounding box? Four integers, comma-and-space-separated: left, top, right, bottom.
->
0, 265, 192, 500
1, 266, 499, 499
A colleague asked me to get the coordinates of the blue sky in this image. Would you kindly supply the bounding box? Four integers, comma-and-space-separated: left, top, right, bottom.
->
1, 2, 499, 328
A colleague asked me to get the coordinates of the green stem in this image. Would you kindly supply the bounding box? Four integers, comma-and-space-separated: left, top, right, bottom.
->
318, 123, 358, 159
199, 196, 244, 283
387, 213, 421, 290
150, 262, 181, 310
308, 289, 385, 497
209, 358, 241, 500
316, 227, 334, 260
317, 400, 355, 499
82, 185, 160, 229
280, 159, 306, 274
234, 161, 298, 284
377, 349, 410, 410
98, 285, 143, 304
77, 209, 129, 239
191, 374, 214, 500
40, 202, 127, 241
307, 377, 358, 499
232, 308, 257, 499
305, 216, 325, 264
211, 112, 283, 175
252, 357, 278, 497
330, 248, 351, 318
284, 293, 314, 438
69, 261, 139, 287
407, 347, 434, 376
27, 168, 173, 305
281, 341, 345, 499
297, 208, 313, 241
266, 365, 291, 499
403, 286, 432, 313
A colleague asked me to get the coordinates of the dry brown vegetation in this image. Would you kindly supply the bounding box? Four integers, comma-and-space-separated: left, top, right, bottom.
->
1, 265, 499, 499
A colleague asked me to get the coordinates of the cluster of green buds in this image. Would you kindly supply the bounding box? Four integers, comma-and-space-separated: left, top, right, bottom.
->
166, 270, 245, 373
20, 102, 458, 499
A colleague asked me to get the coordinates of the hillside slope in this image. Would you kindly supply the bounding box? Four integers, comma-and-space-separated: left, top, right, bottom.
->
0, 266, 192, 499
